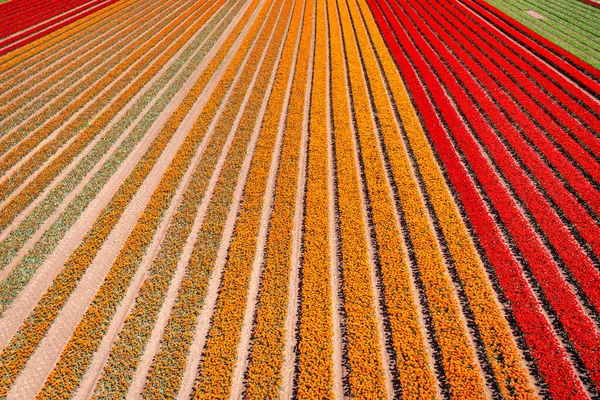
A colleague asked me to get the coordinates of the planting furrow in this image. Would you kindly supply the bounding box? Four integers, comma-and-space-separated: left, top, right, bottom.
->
294, 0, 335, 395
81, 2, 285, 398
241, 0, 312, 396
189, 3, 298, 397
364, 0, 594, 395
0, 0, 203, 180
0, 0, 220, 233
0, 0, 264, 392
229, 0, 307, 396
136, 1, 289, 396
0, 0, 239, 281
327, 0, 391, 394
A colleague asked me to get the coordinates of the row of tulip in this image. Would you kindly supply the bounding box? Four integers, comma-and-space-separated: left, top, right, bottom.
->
38, 0, 279, 394
370, 0, 570, 397
294, 0, 334, 395
0, 0, 212, 233
0, 0, 202, 182
466, 0, 600, 93
0, 0, 118, 56
88, 4, 259, 397
365, 0, 596, 396
191, 0, 300, 397
0, 0, 156, 122
0, 0, 238, 279
242, 0, 313, 396
139, 0, 286, 396
0, 0, 240, 392
383, 0, 600, 390
329, 0, 395, 395
0, 0, 98, 38
408, 0, 600, 264
0, 0, 132, 73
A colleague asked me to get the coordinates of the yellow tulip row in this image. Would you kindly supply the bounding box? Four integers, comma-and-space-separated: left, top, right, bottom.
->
334, 0, 439, 397
0, 0, 166, 127
0, 0, 198, 167
328, 0, 390, 396
0, 0, 136, 71
351, 0, 536, 397
242, 0, 313, 396
191, 2, 302, 397
140, 0, 287, 396
294, 0, 334, 396
0, 0, 249, 393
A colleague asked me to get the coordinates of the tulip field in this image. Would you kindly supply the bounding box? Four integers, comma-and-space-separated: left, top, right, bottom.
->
0, 0, 598, 397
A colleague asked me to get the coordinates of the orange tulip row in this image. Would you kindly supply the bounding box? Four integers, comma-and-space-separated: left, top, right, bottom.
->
294, 0, 334, 396
95, 0, 289, 396
190, 0, 301, 398
0, 0, 200, 169
35, 3, 294, 399
140, 0, 286, 396
242, 0, 313, 397
0, 0, 246, 393
353, 0, 536, 397
334, 0, 439, 397
327, 0, 390, 396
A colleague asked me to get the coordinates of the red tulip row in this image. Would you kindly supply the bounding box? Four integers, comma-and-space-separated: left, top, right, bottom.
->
294, 0, 334, 395
366, 0, 598, 396
0, 0, 120, 56
242, 0, 313, 396
140, 0, 286, 396
191, 4, 301, 397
